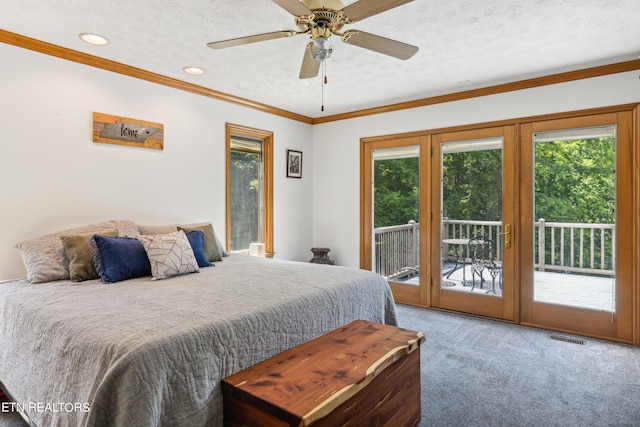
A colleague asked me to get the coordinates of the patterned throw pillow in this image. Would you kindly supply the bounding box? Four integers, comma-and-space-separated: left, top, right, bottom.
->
137, 230, 200, 280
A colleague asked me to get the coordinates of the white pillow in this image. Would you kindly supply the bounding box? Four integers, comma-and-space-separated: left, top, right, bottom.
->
136, 230, 199, 280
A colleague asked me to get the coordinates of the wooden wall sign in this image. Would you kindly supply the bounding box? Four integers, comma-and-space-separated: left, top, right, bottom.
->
93, 112, 164, 150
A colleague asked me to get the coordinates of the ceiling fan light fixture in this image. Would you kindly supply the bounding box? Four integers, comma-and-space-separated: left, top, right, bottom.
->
78, 33, 109, 46
311, 36, 333, 61
315, 36, 330, 49
311, 44, 333, 62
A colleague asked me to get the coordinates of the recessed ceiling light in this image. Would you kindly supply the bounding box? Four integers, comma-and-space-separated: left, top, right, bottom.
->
79, 33, 109, 46
457, 80, 472, 85
183, 66, 205, 75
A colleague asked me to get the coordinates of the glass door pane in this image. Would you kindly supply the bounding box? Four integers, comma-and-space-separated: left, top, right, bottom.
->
533, 126, 616, 312
372, 146, 420, 286
440, 137, 504, 297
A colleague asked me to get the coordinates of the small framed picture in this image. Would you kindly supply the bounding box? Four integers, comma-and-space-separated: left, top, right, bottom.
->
287, 150, 302, 178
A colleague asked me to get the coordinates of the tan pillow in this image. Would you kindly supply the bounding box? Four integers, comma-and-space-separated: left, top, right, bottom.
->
61, 229, 119, 282
14, 220, 139, 283
178, 224, 222, 262
136, 224, 177, 235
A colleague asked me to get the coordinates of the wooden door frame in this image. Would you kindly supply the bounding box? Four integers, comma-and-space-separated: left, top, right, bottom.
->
429, 125, 517, 322
634, 104, 640, 346
519, 111, 635, 344
360, 136, 430, 306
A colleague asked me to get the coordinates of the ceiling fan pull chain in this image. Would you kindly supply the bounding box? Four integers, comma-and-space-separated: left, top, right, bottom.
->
321, 61, 326, 111
321, 75, 324, 112
324, 60, 328, 85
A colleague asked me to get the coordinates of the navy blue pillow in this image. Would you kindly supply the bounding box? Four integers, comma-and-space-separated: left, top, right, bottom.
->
91, 235, 151, 283
185, 230, 213, 268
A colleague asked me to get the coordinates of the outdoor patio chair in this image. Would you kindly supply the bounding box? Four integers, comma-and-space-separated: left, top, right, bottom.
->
468, 236, 502, 294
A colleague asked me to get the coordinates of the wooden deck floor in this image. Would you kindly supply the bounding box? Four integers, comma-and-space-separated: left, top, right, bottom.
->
533, 271, 614, 312
397, 266, 615, 312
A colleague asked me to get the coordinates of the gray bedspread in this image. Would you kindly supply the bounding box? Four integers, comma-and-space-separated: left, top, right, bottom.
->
0, 255, 397, 426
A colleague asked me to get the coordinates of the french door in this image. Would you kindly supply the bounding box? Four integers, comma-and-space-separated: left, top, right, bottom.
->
361, 136, 429, 305
361, 107, 638, 344
520, 112, 633, 342
429, 126, 516, 321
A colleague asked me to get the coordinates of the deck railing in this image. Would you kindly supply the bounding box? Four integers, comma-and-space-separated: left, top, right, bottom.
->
374, 218, 615, 279
535, 219, 615, 275
374, 220, 419, 279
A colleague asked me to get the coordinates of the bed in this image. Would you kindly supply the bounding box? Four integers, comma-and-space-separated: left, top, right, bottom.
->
0, 221, 397, 427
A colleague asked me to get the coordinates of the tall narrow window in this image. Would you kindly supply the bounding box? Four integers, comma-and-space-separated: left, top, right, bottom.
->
230, 136, 263, 251
226, 124, 274, 256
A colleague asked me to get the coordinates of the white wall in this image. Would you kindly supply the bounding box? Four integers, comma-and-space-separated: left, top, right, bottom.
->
2, 41, 638, 279
312, 71, 640, 268
0, 43, 314, 280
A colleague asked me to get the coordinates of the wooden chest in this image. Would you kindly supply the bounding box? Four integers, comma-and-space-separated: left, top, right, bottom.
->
222, 319, 425, 427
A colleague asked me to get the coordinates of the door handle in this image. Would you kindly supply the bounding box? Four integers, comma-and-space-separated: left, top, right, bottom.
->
503, 224, 511, 249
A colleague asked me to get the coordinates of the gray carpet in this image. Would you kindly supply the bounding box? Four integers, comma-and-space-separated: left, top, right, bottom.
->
0, 412, 26, 427
2, 304, 639, 427
396, 304, 640, 427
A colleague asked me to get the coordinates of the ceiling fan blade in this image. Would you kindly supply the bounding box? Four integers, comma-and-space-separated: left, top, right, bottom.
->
299, 43, 321, 79
272, 0, 313, 17
341, 0, 414, 23
207, 31, 295, 49
342, 30, 418, 60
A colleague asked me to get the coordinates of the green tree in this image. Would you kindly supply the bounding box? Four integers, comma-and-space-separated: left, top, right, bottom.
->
534, 137, 614, 223
534, 136, 615, 269
373, 136, 614, 228
230, 151, 259, 250
373, 157, 419, 228
443, 149, 502, 221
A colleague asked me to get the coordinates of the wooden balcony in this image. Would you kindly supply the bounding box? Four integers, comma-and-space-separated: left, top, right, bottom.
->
374, 219, 615, 312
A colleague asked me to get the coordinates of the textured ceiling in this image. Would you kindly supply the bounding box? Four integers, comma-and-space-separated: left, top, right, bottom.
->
1, 0, 639, 119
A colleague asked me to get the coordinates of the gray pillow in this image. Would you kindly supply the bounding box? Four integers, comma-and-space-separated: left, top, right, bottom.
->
15, 220, 139, 283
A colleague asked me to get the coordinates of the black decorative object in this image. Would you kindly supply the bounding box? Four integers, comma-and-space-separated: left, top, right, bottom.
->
309, 247, 333, 265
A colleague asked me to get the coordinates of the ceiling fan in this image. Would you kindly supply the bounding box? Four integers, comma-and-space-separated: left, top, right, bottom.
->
207, 0, 419, 79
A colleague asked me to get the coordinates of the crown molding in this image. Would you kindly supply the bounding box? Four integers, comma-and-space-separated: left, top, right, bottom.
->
2, 28, 639, 126
312, 59, 640, 124
0, 29, 313, 124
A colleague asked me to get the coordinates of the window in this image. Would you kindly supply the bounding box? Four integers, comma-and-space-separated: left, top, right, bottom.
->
226, 124, 273, 256
229, 136, 262, 251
